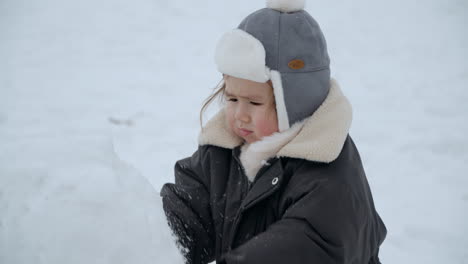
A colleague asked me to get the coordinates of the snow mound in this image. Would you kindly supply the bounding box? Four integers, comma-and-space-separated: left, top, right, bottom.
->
0, 135, 184, 264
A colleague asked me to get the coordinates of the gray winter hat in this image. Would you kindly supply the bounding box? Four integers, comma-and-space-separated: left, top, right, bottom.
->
215, 0, 330, 132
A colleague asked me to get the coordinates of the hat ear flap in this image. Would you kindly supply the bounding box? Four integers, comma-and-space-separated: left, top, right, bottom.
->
270, 70, 290, 132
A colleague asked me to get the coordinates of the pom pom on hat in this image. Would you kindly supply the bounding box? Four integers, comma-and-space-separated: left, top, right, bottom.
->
266, 0, 305, 13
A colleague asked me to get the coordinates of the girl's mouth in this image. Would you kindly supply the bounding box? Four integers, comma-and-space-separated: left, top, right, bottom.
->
238, 128, 253, 137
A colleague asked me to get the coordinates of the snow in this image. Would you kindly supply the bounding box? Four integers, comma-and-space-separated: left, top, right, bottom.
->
1, 0, 467, 263
0, 134, 183, 263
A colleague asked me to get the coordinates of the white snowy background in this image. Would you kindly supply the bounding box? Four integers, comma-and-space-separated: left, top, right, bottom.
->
0, 0, 467, 263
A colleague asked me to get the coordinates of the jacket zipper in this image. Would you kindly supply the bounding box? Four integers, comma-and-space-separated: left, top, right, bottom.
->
228, 164, 281, 249
228, 150, 280, 249
228, 207, 244, 250
228, 183, 281, 250
228, 162, 248, 250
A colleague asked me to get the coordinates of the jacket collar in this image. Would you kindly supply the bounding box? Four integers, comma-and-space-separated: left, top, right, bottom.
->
239, 121, 304, 181
198, 79, 353, 165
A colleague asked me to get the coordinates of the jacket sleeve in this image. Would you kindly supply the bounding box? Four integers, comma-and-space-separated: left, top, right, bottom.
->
160, 147, 215, 264
219, 180, 376, 264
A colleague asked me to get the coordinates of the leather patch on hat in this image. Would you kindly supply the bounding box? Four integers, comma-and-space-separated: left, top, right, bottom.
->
288, 59, 305, 70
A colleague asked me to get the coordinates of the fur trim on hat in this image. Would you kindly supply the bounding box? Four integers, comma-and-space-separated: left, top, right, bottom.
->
215, 29, 270, 83
266, 0, 305, 13
198, 79, 353, 165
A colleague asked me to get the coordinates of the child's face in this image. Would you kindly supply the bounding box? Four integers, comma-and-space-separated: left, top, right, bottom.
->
224, 75, 278, 144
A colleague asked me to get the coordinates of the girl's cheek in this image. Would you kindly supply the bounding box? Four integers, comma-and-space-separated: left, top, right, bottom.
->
256, 109, 278, 136
227, 111, 240, 135
265, 109, 279, 133
224, 108, 234, 129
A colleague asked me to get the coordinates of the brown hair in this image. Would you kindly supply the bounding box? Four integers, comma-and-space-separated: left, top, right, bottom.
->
199, 79, 226, 129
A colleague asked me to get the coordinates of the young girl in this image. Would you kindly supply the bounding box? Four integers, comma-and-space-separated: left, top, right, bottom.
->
161, 1, 387, 263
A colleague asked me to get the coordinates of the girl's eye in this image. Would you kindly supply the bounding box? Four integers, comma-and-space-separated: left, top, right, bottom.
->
250, 102, 263, 106
228, 98, 237, 102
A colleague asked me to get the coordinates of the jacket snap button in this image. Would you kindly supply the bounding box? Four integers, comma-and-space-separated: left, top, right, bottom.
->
272, 177, 279, 185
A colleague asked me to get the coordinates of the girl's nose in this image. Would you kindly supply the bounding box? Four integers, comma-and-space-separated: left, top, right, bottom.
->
234, 105, 250, 123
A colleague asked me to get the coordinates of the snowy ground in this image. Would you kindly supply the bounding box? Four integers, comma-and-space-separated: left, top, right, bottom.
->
1, 0, 467, 263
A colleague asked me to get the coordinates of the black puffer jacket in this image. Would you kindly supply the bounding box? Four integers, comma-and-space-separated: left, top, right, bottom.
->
161, 81, 386, 264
